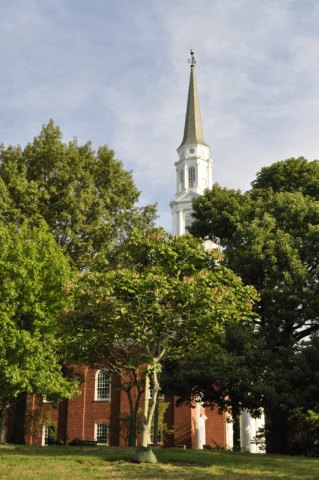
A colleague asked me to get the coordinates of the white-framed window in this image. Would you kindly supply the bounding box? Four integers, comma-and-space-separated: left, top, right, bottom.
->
95, 369, 111, 401
42, 424, 56, 446
189, 167, 195, 188
95, 422, 109, 445
149, 427, 163, 445
179, 169, 184, 192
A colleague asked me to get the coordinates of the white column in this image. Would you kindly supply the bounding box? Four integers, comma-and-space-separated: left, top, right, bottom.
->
226, 418, 234, 450
172, 210, 177, 236
179, 210, 183, 235
240, 410, 251, 452
196, 402, 201, 449
250, 417, 257, 453
200, 414, 207, 449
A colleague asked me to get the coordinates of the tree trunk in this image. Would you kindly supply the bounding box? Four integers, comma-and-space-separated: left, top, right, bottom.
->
127, 391, 142, 447
128, 410, 137, 447
0, 399, 8, 444
10, 392, 27, 445
153, 390, 159, 447
140, 371, 150, 447
266, 409, 288, 454
140, 367, 161, 448
232, 402, 240, 450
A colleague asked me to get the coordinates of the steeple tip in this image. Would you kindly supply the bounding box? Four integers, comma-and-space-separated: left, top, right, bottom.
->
187, 49, 196, 68
178, 50, 208, 150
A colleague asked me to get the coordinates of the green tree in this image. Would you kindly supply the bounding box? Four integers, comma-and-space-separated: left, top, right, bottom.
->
0, 120, 157, 442
0, 221, 79, 443
63, 228, 257, 460
0, 120, 158, 270
189, 157, 319, 454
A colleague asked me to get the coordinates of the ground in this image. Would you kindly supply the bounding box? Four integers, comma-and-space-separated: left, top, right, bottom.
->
0, 446, 318, 479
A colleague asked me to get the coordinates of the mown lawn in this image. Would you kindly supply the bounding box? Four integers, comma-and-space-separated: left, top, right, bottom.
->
0, 445, 319, 480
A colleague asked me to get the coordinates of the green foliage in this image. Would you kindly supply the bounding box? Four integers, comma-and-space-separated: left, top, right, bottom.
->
161, 322, 267, 416
0, 120, 158, 269
251, 157, 319, 198
287, 407, 319, 457
189, 157, 319, 454
65, 228, 256, 360
0, 221, 79, 402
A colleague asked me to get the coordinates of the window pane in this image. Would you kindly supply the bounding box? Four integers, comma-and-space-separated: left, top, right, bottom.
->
96, 423, 108, 445
97, 370, 111, 399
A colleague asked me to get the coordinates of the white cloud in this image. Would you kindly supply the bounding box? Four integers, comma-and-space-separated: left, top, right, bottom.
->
1, 0, 319, 231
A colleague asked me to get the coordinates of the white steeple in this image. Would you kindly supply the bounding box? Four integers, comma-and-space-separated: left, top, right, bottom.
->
170, 50, 214, 248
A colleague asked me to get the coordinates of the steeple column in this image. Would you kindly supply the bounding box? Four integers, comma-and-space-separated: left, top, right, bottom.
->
179, 210, 183, 236
184, 163, 188, 191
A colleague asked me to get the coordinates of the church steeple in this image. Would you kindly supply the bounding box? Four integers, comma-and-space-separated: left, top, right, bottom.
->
178, 51, 208, 150
170, 50, 214, 238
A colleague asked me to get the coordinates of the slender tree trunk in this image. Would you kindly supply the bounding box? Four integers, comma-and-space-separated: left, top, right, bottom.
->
127, 389, 142, 447
128, 410, 137, 447
0, 399, 8, 444
140, 370, 150, 447
140, 367, 160, 448
10, 392, 27, 444
153, 389, 159, 447
232, 402, 240, 450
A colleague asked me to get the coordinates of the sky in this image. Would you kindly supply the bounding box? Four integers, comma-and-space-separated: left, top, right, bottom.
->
2, 0, 319, 232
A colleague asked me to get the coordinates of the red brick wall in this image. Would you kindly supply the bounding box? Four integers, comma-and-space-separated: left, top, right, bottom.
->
205, 405, 227, 448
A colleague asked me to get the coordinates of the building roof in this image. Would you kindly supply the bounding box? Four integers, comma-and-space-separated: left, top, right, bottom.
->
178, 65, 208, 150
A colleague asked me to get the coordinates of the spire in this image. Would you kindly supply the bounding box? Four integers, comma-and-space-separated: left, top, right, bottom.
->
178, 50, 208, 150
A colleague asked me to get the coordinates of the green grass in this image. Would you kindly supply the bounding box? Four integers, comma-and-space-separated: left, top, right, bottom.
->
0, 445, 319, 480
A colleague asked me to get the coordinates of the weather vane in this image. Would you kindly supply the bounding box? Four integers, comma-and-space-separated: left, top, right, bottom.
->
187, 49, 196, 67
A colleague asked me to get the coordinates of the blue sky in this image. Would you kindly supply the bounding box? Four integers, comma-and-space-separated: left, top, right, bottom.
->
2, 0, 319, 232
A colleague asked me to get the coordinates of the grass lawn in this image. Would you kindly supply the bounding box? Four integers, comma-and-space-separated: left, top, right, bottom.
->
0, 445, 319, 480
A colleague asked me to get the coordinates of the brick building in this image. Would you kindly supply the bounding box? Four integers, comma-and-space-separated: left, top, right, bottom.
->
15, 365, 229, 449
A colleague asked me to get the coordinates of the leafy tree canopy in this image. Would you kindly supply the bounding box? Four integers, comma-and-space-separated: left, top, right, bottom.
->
190, 157, 319, 344
0, 120, 158, 269
62, 228, 257, 456
0, 221, 79, 401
